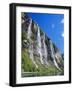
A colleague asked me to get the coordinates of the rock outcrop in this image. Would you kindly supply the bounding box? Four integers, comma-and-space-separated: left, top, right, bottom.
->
21, 13, 64, 76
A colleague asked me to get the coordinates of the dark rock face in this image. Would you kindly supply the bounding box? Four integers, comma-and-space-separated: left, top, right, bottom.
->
21, 13, 64, 76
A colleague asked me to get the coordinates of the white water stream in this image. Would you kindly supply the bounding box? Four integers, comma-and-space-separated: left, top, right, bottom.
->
28, 19, 38, 68
50, 40, 60, 70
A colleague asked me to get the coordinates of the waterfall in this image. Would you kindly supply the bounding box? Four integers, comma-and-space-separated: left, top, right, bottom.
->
27, 19, 38, 68
27, 19, 32, 39
37, 26, 43, 64
50, 40, 60, 70
43, 33, 48, 65
27, 19, 33, 60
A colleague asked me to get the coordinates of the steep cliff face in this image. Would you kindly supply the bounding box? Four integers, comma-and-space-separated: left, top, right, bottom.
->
21, 13, 64, 77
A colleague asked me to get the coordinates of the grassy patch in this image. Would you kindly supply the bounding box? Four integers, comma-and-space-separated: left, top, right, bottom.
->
21, 50, 62, 77
22, 50, 37, 72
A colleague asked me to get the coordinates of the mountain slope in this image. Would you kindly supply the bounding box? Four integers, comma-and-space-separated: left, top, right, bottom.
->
21, 13, 64, 77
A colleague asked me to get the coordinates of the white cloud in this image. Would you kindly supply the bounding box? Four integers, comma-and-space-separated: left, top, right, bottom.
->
61, 18, 64, 24
62, 32, 64, 38
52, 24, 55, 29
61, 18, 64, 38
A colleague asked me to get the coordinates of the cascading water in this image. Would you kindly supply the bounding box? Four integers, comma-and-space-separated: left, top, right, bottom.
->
27, 19, 33, 60
50, 40, 60, 70
37, 25, 43, 64
43, 33, 48, 65
27, 19, 38, 68
27, 19, 32, 39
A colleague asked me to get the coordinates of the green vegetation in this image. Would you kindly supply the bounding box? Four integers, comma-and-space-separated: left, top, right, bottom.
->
22, 32, 27, 40
31, 34, 35, 41
22, 50, 37, 72
21, 50, 62, 77
40, 29, 44, 35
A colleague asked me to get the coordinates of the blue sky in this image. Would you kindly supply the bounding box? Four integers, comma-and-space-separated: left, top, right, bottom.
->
27, 13, 64, 54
